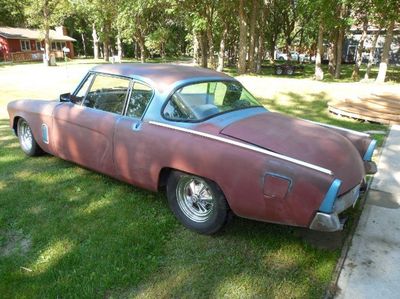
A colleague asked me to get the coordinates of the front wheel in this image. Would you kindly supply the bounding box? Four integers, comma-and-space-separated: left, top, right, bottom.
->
166, 171, 230, 234
17, 118, 43, 156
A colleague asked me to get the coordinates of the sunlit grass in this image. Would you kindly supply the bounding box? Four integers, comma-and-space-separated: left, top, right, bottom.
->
224, 62, 400, 83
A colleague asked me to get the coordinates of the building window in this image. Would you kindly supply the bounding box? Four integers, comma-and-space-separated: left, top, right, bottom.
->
36, 41, 42, 51
51, 42, 56, 50
20, 40, 31, 51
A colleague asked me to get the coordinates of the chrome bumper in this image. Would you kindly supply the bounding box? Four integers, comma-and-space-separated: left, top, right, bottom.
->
310, 184, 361, 232
309, 212, 343, 232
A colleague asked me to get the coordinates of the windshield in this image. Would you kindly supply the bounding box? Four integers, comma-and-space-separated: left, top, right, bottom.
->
163, 81, 262, 121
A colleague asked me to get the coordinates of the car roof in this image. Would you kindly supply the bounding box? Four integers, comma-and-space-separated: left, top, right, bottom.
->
91, 63, 235, 93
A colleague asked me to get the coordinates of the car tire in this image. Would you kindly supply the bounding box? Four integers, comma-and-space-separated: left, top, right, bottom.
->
17, 118, 43, 156
275, 66, 284, 75
286, 66, 294, 75
166, 171, 230, 234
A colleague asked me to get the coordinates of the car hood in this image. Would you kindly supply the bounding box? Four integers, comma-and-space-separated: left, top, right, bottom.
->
220, 112, 365, 193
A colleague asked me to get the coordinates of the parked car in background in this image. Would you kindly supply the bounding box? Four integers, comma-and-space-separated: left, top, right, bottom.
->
8, 64, 377, 234
275, 51, 310, 63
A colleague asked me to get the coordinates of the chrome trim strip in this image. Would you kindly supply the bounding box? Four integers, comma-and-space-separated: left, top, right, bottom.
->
304, 119, 370, 137
149, 121, 333, 175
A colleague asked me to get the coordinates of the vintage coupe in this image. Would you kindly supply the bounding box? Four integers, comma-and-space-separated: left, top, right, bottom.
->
8, 64, 377, 234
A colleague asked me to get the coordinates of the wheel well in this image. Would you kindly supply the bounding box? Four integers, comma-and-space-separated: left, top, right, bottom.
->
12, 116, 21, 136
158, 167, 174, 191
157, 168, 229, 205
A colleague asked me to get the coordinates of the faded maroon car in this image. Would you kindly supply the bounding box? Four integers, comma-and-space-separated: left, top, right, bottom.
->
8, 64, 377, 234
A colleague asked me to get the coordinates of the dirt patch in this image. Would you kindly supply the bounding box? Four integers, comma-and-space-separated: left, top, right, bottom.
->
0, 229, 31, 257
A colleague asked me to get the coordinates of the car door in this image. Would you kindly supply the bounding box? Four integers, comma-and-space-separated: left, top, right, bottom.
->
113, 81, 155, 188
52, 73, 131, 176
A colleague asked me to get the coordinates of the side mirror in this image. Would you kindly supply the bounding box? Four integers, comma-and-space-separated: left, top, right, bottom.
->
60, 92, 71, 102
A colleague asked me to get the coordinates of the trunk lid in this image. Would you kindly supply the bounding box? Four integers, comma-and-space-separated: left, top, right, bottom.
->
220, 112, 364, 193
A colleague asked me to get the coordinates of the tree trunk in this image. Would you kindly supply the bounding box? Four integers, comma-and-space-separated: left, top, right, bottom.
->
117, 35, 122, 61
134, 42, 138, 59
217, 25, 228, 72
269, 40, 275, 64
256, 3, 266, 73
334, 3, 347, 79
352, 19, 368, 81
334, 28, 344, 79
44, 27, 51, 66
81, 32, 87, 57
328, 30, 338, 75
365, 28, 380, 80
238, 0, 247, 74
193, 29, 199, 64
207, 26, 215, 69
138, 35, 146, 63
103, 38, 110, 62
376, 20, 395, 83
248, 0, 258, 72
92, 24, 99, 59
328, 43, 336, 75
199, 32, 208, 68
315, 21, 324, 81
42, 3, 51, 67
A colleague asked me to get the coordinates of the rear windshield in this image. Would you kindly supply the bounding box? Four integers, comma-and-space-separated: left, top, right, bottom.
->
163, 81, 262, 121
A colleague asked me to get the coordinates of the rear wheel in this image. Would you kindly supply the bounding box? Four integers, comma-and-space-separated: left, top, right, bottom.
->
275, 66, 284, 75
286, 66, 294, 75
166, 171, 229, 234
17, 118, 43, 156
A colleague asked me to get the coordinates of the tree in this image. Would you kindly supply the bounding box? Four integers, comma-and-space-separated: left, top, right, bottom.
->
334, 1, 350, 79
0, 0, 26, 27
237, 0, 247, 74
350, 0, 371, 81
118, 0, 168, 63
315, 21, 324, 80
25, 0, 71, 66
364, 27, 380, 80
247, 0, 258, 72
376, 20, 395, 83
374, 0, 400, 82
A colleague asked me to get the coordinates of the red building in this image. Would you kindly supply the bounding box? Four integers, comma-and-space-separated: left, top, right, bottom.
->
0, 26, 76, 62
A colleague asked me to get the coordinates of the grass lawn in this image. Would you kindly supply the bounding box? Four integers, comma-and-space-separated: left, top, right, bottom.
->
225, 62, 400, 84
0, 61, 388, 298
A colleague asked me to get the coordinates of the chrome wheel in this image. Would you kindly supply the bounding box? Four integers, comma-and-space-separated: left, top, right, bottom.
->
19, 120, 33, 152
176, 176, 215, 223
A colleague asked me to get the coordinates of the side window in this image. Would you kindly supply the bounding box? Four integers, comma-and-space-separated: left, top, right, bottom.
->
83, 74, 130, 114
73, 74, 94, 105
126, 82, 153, 118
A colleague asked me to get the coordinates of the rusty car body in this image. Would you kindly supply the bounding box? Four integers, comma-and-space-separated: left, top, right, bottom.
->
7, 64, 377, 234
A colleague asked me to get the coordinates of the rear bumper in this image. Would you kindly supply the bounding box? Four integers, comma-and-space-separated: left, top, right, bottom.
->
310, 184, 360, 232
309, 212, 343, 232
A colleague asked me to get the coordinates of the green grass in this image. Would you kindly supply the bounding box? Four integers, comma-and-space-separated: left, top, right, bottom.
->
0, 61, 389, 298
225, 62, 400, 83
0, 119, 340, 298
